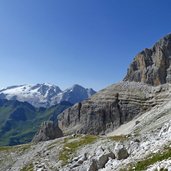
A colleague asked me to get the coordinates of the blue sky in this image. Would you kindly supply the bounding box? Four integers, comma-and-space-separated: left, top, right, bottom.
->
0, 0, 171, 90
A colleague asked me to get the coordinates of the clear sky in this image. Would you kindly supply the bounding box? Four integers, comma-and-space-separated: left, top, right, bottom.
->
0, 0, 171, 91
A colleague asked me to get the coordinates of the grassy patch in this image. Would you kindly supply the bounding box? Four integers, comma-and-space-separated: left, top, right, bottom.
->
128, 147, 171, 171
0, 146, 13, 151
0, 143, 31, 154
59, 135, 97, 165
17, 144, 31, 153
108, 135, 128, 142
20, 163, 34, 171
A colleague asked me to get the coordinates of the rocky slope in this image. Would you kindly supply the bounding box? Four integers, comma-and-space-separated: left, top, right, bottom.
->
124, 33, 171, 86
2, 112, 171, 171
0, 83, 96, 107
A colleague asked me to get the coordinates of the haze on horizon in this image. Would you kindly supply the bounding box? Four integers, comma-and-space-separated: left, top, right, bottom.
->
0, 0, 171, 91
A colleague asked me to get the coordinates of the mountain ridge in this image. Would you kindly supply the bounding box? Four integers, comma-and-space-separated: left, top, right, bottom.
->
0, 83, 96, 108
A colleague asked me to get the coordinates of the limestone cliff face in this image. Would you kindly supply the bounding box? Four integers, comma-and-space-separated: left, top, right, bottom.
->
57, 82, 169, 135
124, 33, 171, 85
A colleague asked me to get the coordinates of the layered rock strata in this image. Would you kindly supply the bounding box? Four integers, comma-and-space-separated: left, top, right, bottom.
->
58, 82, 170, 135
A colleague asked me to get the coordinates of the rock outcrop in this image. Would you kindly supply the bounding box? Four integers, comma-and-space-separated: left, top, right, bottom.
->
124, 33, 171, 86
114, 143, 129, 160
32, 121, 63, 143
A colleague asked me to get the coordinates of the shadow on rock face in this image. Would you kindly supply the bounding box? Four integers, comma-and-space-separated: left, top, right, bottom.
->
32, 121, 63, 143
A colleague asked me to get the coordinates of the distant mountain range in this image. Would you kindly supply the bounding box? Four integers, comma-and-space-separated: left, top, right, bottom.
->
0, 83, 96, 107
0, 83, 96, 146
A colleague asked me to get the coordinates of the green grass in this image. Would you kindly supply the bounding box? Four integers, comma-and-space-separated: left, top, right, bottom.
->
128, 147, 171, 171
108, 135, 128, 142
59, 135, 98, 165
0, 143, 31, 154
20, 163, 34, 171
0, 146, 13, 151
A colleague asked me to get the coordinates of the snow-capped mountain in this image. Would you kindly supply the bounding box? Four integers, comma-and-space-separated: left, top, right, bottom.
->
0, 83, 96, 107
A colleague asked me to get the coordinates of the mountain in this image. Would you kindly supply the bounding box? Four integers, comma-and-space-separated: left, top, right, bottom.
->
0, 99, 71, 146
3, 33, 171, 170
54, 84, 96, 105
0, 83, 96, 107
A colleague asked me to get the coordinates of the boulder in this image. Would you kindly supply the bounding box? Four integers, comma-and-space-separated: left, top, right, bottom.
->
114, 143, 129, 160
78, 159, 98, 171
87, 159, 98, 171
96, 150, 115, 169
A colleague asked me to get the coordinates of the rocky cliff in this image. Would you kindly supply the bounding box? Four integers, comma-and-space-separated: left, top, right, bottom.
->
57, 82, 170, 135
124, 33, 171, 85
